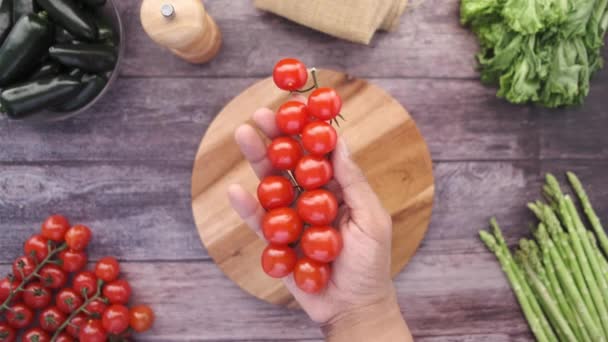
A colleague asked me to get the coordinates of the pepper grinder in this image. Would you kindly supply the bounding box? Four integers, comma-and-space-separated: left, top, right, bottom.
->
140, 0, 222, 64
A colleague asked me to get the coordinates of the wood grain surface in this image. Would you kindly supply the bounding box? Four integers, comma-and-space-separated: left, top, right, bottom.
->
0, 0, 606, 340
191, 70, 434, 306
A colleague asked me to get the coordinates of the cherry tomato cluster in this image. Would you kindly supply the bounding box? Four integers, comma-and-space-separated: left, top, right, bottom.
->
259, 58, 344, 294
0, 215, 154, 342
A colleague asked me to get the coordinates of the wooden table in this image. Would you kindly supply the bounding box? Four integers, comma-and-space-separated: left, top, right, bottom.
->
1, 1, 606, 341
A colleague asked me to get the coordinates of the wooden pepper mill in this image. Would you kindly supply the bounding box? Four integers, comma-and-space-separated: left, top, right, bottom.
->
140, 0, 222, 64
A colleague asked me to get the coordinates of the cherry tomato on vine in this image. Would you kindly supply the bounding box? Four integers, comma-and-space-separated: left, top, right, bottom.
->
85, 299, 108, 318
267, 136, 303, 170
66, 314, 87, 338
0, 277, 22, 304
64, 225, 92, 251
12, 255, 36, 280
257, 176, 295, 210
23, 282, 52, 309
55, 332, 74, 342
95, 256, 120, 282
58, 249, 87, 272
24, 234, 49, 262
103, 279, 131, 304
39, 264, 67, 289
294, 155, 333, 190
301, 121, 337, 156
73, 271, 98, 298
102, 304, 129, 334
39, 306, 66, 332
6, 303, 33, 329
56, 288, 84, 314
41, 214, 70, 242
297, 189, 338, 226
23, 328, 50, 342
307, 87, 342, 121
293, 257, 331, 294
129, 304, 155, 333
0, 323, 16, 342
276, 101, 310, 135
301, 226, 343, 263
261, 244, 297, 278
79, 320, 107, 342
273, 58, 308, 91
262, 207, 303, 245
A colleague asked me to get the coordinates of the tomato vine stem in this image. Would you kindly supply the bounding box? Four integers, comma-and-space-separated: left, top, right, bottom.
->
294, 68, 319, 93
51, 278, 105, 341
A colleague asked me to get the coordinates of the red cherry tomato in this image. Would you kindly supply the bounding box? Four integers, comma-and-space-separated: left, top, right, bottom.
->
6, 303, 33, 329
129, 304, 155, 333
294, 155, 333, 190
275, 101, 310, 135
73, 271, 98, 298
41, 214, 70, 242
55, 332, 74, 342
23, 282, 52, 309
262, 207, 303, 245
79, 320, 107, 342
66, 314, 87, 338
261, 244, 297, 278
307, 87, 342, 121
301, 121, 337, 156
296, 189, 338, 225
23, 328, 50, 342
24, 234, 49, 262
58, 250, 87, 272
257, 176, 295, 210
272, 58, 308, 91
64, 225, 92, 251
0, 323, 16, 342
39, 306, 66, 332
12, 255, 36, 280
0, 277, 22, 304
85, 299, 108, 319
39, 264, 67, 289
102, 304, 129, 334
95, 256, 120, 282
267, 136, 303, 170
301, 226, 343, 263
103, 279, 131, 305
56, 288, 84, 314
293, 257, 331, 294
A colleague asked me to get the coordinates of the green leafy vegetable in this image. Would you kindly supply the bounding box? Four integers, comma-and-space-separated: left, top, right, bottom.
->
461, 0, 608, 107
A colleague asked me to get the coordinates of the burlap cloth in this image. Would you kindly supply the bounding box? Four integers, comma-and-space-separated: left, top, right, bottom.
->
253, 0, 408, 44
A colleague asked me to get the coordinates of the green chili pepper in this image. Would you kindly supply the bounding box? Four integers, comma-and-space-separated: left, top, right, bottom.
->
0, 0, 12, 43
55, 27, 76, 44
0, 12, 54, 87
37, 0, 98, 41
96, 17, 114, 42
0, 75, 82, 119
28, 61, 62, 80
53, 74, 107, 112
68, 68, 83, 79
49, 43, 117, 72
82, 0, 106, 7
11, 0, 38, 23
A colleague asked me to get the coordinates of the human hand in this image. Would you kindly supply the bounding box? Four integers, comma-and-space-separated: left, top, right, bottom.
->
227, 98, 411, 340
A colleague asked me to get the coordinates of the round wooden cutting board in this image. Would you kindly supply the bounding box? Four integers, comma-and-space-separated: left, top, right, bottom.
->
191, 69, 434, 308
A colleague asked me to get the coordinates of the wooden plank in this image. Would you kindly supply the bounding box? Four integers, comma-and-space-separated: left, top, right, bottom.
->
0, 254, 532, 341
0, 77, 543, 162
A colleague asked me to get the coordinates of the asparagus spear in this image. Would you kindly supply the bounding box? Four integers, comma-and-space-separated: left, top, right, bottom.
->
521, 256, 578, 342
479, 230, 551, 342
588, 231, 608, 284
567, 171, 608, 257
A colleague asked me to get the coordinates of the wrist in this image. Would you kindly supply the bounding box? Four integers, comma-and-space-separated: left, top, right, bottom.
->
321, 289, 412, 342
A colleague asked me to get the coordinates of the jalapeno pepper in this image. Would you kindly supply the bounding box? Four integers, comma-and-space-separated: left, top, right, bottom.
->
0, 12, 54, 87
12, 0, 38, 23
0, 75, 82, 119
0, 0, 12, 43
28, 61, 62, 80
49, 43, 117, 72
55, 27, 76, 44
53, 74, 107, 112
37, 0, 98, 41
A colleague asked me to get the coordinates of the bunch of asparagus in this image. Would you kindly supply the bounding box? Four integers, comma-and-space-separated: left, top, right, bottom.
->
480, 172, 608, 342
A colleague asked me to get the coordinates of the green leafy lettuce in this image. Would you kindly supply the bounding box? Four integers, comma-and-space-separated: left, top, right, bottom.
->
461, 0, 608, 107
